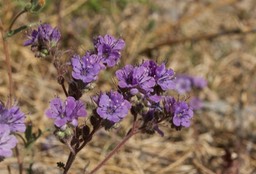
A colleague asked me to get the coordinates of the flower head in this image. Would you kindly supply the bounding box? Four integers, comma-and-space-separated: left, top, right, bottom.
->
45, 97, 87, 128
142, 60, 175, 91
172, 101, 193, 127
24, 23, 61, 58
0, 124, 17, 160
71, 52, 101, 84
94, 34, 125, 67
164, 97, 193, 128
0, 103, 26, 133
116, 64, 156, 94
94, 91, 131, 123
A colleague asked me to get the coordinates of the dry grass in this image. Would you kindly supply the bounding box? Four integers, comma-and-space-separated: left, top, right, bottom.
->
0, 0, 256, 173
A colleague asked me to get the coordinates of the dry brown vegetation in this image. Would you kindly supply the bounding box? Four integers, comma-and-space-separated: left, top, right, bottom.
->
0, 0, 256, 173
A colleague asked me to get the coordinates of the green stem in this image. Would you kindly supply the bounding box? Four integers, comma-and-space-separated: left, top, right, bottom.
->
8, 9, 27, 32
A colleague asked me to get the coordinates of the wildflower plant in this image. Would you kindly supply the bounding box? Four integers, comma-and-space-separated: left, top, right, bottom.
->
0, 1, 207, 173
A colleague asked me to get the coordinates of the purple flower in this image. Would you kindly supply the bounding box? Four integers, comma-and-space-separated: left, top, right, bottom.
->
133, 66, 156, 93
24, 23, 61, 47
115, 64, 156, 94
45, 97, 87, 128
164, 97, 193, 128
115, 65, 134, 88
0, 124, 17, 159
24, 23, 61, 58
94, 91, 131, 123
174, 76, 192, 94
0, 104, 26, 133
94, 34, 125, 67
148, 94, 162, 103
142, 60, 175, 91
192, 77, 207, 89
173, 101, 193, 127
71, 52, 101, 84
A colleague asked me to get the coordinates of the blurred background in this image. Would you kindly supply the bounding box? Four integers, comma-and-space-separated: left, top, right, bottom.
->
0, 0, 256, 173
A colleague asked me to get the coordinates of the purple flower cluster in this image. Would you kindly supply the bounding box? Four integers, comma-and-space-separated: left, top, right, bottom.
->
43, 32, 197, 152
94, 34, 125, 67
45, 96, 87, 128
164, 97, 193, 128
70, 35, 125, 87
24, 23, 61, 57
116, 60, 175, 97
71, 53, 101, 84
115, 60, 195, 130
0, 103, 26, 159
93, 91, 131, 123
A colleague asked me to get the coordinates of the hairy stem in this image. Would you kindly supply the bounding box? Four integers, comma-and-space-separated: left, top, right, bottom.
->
61, 82, 68, 97
63, 152, 76, 174
88, 127, 139, 174
63, 122, 102, 174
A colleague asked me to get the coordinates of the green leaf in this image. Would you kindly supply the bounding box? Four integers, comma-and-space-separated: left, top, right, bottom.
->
25, 124, 33, 143
24, 124, 42, 148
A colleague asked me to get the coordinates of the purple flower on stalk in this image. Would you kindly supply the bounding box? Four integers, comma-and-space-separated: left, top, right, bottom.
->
0, 124, 17, 160
45, 97, 87, 128
0, 104, 26, 133
115, 65, 134, 88
94, 91, 131, 123
71, 53, 101, 84
94, 34, 125, 67
172, 101, 193, 127
164, 97, 193, 128
24, 23, 61, 47
155, 63, 175, 90
115, 64, 156, 94
24, 23, 61, 58
142, 60, 175, 91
